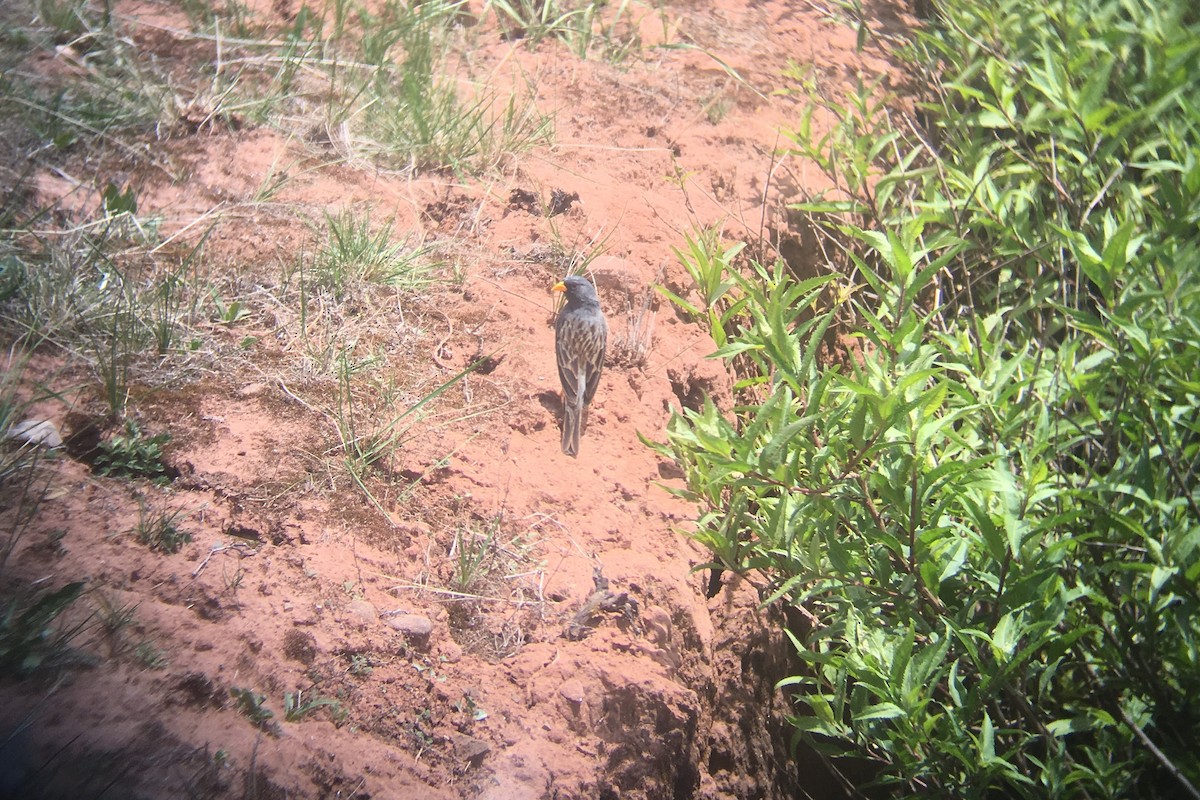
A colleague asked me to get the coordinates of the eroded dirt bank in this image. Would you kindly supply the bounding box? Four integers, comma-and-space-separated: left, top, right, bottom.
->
0, 0, 909, 796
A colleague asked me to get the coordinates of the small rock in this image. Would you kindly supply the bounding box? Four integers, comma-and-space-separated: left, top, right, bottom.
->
237, 382, 270, 398
6, 419, 63, 449
448, 732, 491, 767
440, 640, 464, 664
345, 600, 378, 627
386, 613, 434, 647
558, 678, 585, 705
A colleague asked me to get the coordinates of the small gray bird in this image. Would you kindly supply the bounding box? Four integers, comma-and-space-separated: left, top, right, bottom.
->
553, 275, 607, 457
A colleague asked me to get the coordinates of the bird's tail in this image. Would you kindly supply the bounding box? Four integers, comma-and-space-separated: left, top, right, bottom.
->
561, 400, 582, 456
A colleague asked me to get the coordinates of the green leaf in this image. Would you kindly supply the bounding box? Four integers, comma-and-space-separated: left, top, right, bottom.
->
653, 283, 702, 317
938, 537, 970, 584
710, 341, 761, 358
857, 702, 905, 721
979, 711, 996, 761
760, 419, 808, 471
1046, 716, 1095, 737
990, 612, 1020, 662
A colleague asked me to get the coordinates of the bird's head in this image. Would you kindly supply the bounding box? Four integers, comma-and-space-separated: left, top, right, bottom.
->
552, 275, 599, 305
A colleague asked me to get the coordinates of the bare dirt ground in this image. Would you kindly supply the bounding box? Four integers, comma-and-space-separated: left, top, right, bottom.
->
0, 1, 909, 797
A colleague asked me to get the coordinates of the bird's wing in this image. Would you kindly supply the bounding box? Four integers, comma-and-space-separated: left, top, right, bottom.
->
556, 321, 587, 403
582, 316, 607, 404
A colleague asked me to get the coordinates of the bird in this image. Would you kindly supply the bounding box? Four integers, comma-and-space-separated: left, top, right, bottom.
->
553, 275, 607, 457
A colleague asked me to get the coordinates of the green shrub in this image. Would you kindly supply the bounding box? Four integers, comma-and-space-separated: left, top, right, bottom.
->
657, 0, 1200, 795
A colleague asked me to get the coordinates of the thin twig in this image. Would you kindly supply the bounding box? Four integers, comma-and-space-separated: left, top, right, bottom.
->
387, 582, 544, 606
192, 543, 257, 578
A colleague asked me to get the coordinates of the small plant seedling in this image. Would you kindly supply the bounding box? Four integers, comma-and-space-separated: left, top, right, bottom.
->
223, 562, 245, 593
210, 289, 251, 325
230, 687, 279, 734
101, 182, 138, 216
347, 653, 373, 677
134, 507, 192, 554
95, 593, 139, 657
134, 641, 168, 669
404, 710, 435, 752
454, 693, 488, 722
283, 689, 342, 722
97, 595, 139, 636
449, 514, 507, 595
93, 420, 174, 484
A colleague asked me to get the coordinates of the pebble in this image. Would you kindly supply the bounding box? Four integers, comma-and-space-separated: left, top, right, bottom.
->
386, 613, 434, 647
6, 419, 63, 448
440, 641, 464, 664
448, 732, 491, 766
237, 382, 270, 398
558, 678, 586, 705
345, 600, 378, 627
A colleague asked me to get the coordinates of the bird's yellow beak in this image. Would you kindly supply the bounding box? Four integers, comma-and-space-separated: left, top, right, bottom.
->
552, 281, 567, 293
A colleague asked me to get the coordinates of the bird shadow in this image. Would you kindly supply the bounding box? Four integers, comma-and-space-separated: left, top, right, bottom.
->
536, 390, 563, 418
536, 391, 592, 434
